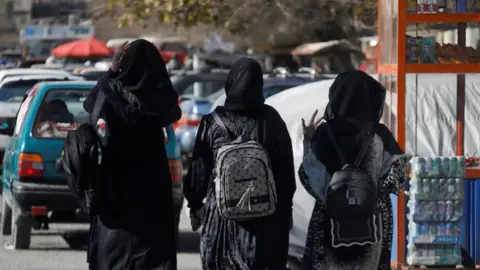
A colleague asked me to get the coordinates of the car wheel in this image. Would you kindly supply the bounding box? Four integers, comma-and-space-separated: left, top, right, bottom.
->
11, 203, 31, 249
1, 195, 11, 235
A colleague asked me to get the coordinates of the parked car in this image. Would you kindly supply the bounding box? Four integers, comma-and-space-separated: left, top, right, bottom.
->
0, 75, 85, 178
170, 70, 227, 163
170, 69, 228, 97
0, 81, 183, 249
208, 72, 325, 111
0, 69, 75, 84
143, 36, 190, 65
0, 74, 84, 89
71, 68, 107, 81
175, 96, 213, 172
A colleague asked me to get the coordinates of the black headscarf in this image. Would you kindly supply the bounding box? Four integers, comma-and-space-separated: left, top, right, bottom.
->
224, 57, 265, 110
311, 70, 402, 175
324, 70, 386, 122
85, 39, 181, 126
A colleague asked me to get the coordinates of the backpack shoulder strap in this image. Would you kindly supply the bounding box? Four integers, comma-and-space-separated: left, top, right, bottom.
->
353, 132, 374, 167
324, 123, 347, 167
212, 111, 233, 142
249, 107, 265, 144
89, 90, 106, 126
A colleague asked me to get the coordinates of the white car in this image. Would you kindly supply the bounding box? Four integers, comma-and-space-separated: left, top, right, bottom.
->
0, 74, 84, 88
0, 68, 75, 84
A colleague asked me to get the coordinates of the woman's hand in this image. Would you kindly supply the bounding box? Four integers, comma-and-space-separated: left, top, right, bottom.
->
301, 109, 323, 140
111, 41, 130, 72
190, 205, 205, 232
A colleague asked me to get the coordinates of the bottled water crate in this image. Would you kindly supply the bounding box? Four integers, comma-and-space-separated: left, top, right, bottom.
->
406, 156, 466, 267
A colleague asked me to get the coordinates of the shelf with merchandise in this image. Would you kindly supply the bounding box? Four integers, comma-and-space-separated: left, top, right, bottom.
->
378, 0, 480, 268
405, 23, 480, 69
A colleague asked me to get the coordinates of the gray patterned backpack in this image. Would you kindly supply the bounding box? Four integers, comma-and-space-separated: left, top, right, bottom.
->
212, 112, 277, 220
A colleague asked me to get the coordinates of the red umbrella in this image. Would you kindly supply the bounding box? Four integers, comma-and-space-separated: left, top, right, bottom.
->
52, 37, 110, 58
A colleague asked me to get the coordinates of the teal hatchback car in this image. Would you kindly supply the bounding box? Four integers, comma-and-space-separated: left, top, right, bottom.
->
0, 81, 183, 249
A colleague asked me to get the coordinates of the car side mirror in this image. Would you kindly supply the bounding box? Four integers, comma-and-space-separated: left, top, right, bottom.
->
0, 118, 14, 136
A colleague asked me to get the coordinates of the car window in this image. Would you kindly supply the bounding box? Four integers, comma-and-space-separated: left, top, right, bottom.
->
0, 87, 30, 102
33, 89, 89, 139
161, 42, 188, 53
182, 81, 224, 97
2, 73, 67, 83
13, 93, 34, 135
2, 79, 66, 89
263, 85, 298, 98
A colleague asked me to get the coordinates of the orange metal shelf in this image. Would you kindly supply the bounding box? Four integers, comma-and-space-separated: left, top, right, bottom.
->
378, 64, 398, 74
406, 13, 480, 23
466, 168, 480, 178
406, 64, 480, 73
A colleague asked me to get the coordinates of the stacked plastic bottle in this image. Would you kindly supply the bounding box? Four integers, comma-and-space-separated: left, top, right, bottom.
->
407, 156, 466, 266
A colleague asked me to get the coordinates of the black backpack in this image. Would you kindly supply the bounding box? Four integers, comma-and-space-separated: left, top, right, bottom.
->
60, 91, 106, 216
324, 123, 381, 249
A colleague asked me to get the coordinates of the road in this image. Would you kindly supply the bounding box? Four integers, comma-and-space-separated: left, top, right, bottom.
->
0, 204, 201, 270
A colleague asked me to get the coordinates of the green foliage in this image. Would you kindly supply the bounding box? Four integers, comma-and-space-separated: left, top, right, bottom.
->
102, 0, 378, 45
106, 0, 232, 28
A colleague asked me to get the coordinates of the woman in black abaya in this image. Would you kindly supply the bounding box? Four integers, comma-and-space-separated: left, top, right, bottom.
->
184, 57, 296, 270
83, 39, 181, 270
299, 70, 407, 270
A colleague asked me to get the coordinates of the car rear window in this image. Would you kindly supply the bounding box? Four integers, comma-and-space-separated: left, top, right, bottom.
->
161, 42, 188, 53
33, 88, 90, 139
0, 87, 30, 102
3, 78, 68, 88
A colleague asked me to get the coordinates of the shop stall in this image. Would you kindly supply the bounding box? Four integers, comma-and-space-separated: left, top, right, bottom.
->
378, 0, 480, 269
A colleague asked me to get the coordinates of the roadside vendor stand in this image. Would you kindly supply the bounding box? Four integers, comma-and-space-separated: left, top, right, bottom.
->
377, 0, 480, 269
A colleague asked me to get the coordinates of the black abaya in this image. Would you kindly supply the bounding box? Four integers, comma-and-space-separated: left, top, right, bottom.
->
299, 70, 407, 270
84, 39, 181, 270
184, 58, 296, 270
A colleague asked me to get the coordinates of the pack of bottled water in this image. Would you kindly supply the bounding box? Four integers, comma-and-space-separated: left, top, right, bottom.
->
406, 156, 465, 266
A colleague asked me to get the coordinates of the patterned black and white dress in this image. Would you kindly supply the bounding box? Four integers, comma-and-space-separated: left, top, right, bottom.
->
299, 133, 407, 270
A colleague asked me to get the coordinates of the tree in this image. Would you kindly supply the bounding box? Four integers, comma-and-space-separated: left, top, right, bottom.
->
94, 0, 377, 47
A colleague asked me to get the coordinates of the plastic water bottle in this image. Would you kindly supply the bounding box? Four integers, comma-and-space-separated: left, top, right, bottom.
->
436, 201, 446, 221
446, 179, 456, 199
455, 178, 464, 198
425, 201, 437, 221
412, 200, 425, 220
428, 157, 441, 177
438, 179, 447, 200
448, 157, 458, 178
441, 157, 451, 178
453, 200, 463, 221
445, 200, 454, 221
412, 157, 426, 178
422, 179, 431, 198
426, 158, 434, 176
437, 223, 446, 235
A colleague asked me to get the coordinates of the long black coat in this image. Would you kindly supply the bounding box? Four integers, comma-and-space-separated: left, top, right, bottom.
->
84, 73, 181, 270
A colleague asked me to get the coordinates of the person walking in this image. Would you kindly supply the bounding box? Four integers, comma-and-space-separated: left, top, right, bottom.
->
83, 39, 181, 270
299, 70, 407, 270
184, 57, 296, 270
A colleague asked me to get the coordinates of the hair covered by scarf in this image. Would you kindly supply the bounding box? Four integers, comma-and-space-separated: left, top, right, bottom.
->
311, 70, 403, 174
223, 57, 265, 111
91, 39, 180, 126
324, 70, 386, 122
84, 39, 180, 127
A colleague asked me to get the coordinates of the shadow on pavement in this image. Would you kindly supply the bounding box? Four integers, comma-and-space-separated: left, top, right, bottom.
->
178, 231, 200, 253
7, 230, 200, 252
